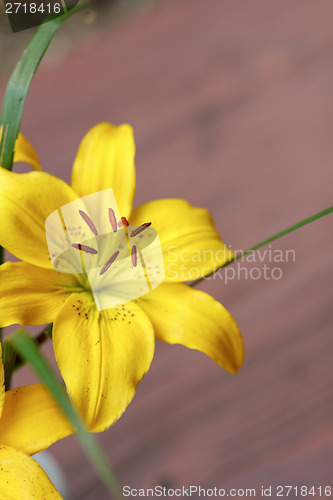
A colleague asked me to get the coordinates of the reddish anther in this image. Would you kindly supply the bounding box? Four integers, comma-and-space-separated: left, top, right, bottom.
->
99, 250, 120, 276
108, 208, 117, 232
130, 222, 152, 237
79, 210, 98, 236
118, 216, 129, 228
131, 245, 138, 267
72, 243, 98, 255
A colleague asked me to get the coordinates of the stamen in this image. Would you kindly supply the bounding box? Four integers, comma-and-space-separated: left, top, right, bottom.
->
79, 210, 98, 236
99, 250, 120, 276
130, 222, 152, 237
131, 245, 138, 267
118, 216, 129, 228
108, 208, 117, 232
72, 243, 98, 255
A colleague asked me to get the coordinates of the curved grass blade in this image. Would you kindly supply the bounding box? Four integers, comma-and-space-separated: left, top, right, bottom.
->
0, 4, 83, 172
190, 206, 333, 286
0, 4, 83, 340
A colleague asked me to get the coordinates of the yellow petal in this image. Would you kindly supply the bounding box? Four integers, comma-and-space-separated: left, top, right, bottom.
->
0, 261, 80, 327
0, 384, 74, 456
14, 133, 42, 171
53, 293, 154, 432
0, 344, 4, 419
129, 199, 234, 282
71, 123, 136, 218
0, 129, 41, 171
0, 445, 61, 499
138, 283, 244, 374
0, 169, 78, 268
0, 262, 80, 328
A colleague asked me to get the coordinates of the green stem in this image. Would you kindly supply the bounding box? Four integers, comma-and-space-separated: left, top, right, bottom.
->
2, 340, 16, 391
190, 206, 333, 286
2, 324, 52, 390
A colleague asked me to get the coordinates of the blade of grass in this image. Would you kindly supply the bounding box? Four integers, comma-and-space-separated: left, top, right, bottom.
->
190, 206, 333, 286
0, 3, 83, 171
8, 329, 123, 500
2, 324, 53, 387
1, 340, 16, 391
0, 3, 84, 342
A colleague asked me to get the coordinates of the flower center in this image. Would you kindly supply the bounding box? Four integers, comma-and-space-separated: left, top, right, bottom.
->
46, 189, 164, 312
71, 208, 152, 277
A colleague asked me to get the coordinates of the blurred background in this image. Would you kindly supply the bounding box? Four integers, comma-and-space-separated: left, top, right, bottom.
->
1, 0, 333, 498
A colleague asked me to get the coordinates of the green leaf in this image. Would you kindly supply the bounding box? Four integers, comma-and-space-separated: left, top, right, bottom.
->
0, 4, 84, 342
8, 329, 123, 499
1, 340, 16, 391
0, 4, 83, 172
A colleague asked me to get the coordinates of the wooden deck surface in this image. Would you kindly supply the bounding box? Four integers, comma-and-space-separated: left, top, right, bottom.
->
2, 0, 333, 498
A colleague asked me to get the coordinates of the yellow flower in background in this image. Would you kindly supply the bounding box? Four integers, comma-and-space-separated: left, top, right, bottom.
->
0, 123, 244, 432
0, 344, 73, 499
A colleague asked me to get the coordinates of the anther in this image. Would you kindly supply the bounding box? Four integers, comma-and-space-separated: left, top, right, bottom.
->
79, 210, 98, 236
99, 250, 120, 276
131, 245, 138, 267
72, 243, 98, 254
130, 222, 152, 237
108, 208, 117, 232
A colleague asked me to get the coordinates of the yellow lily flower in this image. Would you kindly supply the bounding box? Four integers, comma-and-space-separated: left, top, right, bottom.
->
0, 344, 73, 499
0, 123, 244, 432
